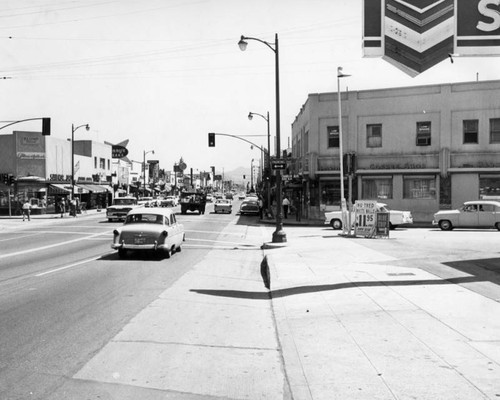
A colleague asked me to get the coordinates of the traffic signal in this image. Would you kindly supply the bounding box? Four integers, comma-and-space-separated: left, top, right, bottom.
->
8, 175, 14, 185
1, 174, 7, 185
342, 153, 356, 176
208, 132, 215, 147
42, 118, 51, 136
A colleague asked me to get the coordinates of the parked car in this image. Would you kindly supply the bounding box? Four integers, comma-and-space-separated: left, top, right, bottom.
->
160, 196, 178, 207
324, 203, 413, 230
214, 199, 232, 214
239, 199, 260, 215
433, 200, 500, 231
111, 208, 185, 259
106, 196, 142, 222
238, 192, 246, 200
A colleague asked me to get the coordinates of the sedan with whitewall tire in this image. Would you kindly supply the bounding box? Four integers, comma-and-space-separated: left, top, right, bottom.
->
433, 200, 500, 231
111, 208, 185, 259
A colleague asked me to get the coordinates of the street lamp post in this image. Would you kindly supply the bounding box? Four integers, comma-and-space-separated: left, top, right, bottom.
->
337, 67, 351, 235
248, 111, 271, 213
239, 33, 286, 243
71, 123, 90, 202
143, 149, 154, 197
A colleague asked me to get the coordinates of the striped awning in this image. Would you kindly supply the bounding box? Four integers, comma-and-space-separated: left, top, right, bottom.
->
48, 184, 72, 194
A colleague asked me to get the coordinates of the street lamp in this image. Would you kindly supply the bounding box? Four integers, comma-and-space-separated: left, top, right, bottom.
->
143, 149, 154, 197
337, 66, 351, 235
71, 123, 90, 201
239, 34, 286, 243
248, 111, 271, 212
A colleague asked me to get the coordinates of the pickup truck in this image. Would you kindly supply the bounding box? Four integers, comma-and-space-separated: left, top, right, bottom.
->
106, 196, 142, 222
179, 191, 206, 215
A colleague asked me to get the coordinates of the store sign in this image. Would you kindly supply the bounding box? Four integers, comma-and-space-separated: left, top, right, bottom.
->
363, 0, 500, 76
271, 159, 287, 170
111, 145, 129, 159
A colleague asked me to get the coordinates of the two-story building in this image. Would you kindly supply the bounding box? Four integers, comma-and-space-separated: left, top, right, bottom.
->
0, 130, 113, 214
291, 80, 500, 223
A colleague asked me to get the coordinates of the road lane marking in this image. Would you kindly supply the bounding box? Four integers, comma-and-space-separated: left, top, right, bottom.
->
34, 256, 101, 277
0, 231, 112, 260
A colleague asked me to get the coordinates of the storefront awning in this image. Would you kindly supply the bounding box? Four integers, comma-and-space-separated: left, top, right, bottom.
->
48, 184, 72, 194
76, 184, 107, 193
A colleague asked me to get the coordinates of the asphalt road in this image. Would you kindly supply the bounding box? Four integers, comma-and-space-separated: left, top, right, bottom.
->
0, 202, 259, 400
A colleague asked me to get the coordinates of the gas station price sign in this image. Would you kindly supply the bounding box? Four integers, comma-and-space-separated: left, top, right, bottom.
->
354, 200, 377, 237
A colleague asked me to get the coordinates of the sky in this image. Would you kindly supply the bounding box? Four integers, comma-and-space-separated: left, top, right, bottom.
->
1, 0, 499, 174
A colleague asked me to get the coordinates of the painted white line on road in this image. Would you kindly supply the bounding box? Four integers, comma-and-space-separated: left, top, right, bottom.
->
0, 231, 112, 260
0, 233, 40, 243
34, 255, 101, 277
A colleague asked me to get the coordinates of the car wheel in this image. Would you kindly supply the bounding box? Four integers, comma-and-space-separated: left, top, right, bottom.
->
439, 220, 453, 231
495, 222, 500, 231
108, 218, 113, 222
118, 248, 127, 259
330, 219, 342, 230
176, 244, 182, 252
164, 248, 171, 259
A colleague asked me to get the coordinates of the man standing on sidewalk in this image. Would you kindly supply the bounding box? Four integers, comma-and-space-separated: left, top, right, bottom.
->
22, 200, 31, 221
282, 196, 290, 219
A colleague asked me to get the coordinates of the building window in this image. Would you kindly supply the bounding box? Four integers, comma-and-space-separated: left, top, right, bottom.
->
321, 181, 341, 206
362, 177, 393, 199
463, 120, 478, 144
99, 158, 105, 169
107, 159, 110, 170
479, 176, 500, 200
403, 176, 437, 199
327, 126, 339, 148
416, 121, 431, 146
490, 118, 500, 144
366, 124, 382, 148
94, 156, 97, 169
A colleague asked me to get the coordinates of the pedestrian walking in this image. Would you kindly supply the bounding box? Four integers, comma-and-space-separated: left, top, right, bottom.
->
22, 200, 31, 221
282, 196, 290, 219
59, 198, 66, 217
258, 196, 264, 219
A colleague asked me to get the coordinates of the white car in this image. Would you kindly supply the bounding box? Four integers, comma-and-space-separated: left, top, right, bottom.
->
106, 196, 142, 222
433, 200, 500, 231
111, 208, 185, 259
325, 203, 413, 230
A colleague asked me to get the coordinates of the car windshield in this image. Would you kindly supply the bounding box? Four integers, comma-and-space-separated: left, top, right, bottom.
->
114, 198, 136, 206
125, 214, 164, 224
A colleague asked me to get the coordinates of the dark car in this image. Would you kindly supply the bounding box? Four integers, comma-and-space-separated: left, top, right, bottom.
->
239, 200, 260, 215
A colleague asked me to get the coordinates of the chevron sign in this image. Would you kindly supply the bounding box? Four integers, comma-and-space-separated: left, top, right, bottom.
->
363, 0, 455, 76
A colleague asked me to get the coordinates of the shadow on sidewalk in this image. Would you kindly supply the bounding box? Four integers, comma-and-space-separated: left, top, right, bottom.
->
190, 275, 482, 300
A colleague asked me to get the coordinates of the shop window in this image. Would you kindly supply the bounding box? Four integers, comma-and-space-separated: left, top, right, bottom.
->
479, 176, 500, 200
362, 177, 393, 199
367, 124, 382, 148
327, 126, 339, 148
463, 120, 478, 144
490, 118, 500, 144
321, 182, 341, 206
403, 176, 437, 199
416, 121, 431, 146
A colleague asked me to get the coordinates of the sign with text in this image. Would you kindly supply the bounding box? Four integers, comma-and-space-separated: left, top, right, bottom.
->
354, 200, 378, 237
363, 0, 500, 76
271, 159, 287, 170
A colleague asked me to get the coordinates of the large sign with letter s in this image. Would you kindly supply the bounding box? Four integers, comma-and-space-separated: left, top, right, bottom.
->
363, 0, 500, 76
456, 0, 500, 55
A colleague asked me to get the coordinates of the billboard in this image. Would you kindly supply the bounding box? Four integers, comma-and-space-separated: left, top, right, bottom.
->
363, 0, 500, 76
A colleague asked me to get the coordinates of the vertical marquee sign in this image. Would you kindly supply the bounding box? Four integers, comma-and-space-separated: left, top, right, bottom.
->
363, 0, 500, 76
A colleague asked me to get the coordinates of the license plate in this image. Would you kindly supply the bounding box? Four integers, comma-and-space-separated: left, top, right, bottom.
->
134, 237, 146, 244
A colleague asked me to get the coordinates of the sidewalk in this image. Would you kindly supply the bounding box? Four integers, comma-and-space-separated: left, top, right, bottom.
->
263, 228, 500, 400
0, 209, 103, 230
